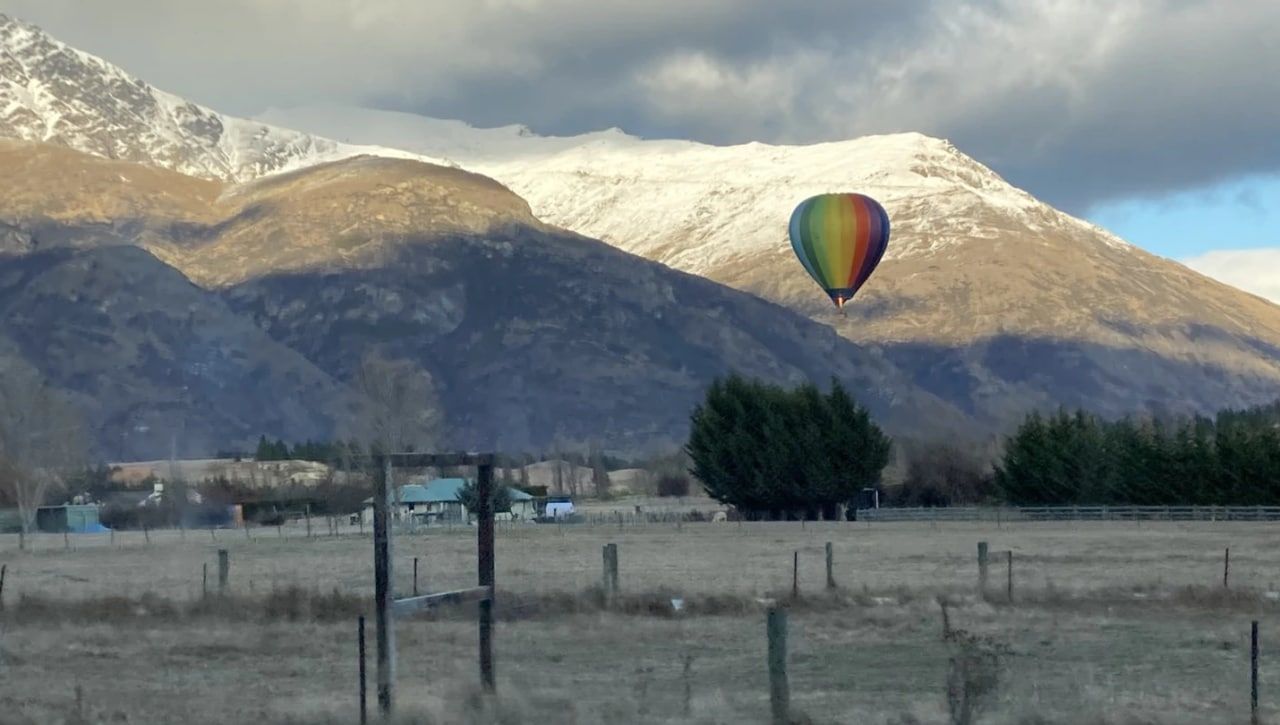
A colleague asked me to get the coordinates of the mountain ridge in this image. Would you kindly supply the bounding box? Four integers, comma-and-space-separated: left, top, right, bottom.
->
2, 15, 1278, 446
0, 140, 973, 456
0, 14, 444, 183
258, 104, 1280, 423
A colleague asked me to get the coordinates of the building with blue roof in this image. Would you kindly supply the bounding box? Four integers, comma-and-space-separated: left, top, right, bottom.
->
359, 477, 536, 525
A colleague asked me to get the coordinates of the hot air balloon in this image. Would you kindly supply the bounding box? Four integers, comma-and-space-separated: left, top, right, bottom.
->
788, 193, 890, 309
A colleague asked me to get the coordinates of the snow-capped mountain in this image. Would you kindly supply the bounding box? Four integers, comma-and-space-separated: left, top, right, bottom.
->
259, 104, 1128, 269
262, 105, 1280, 424
5, 12, 1280, 430
0, 14, 441, 182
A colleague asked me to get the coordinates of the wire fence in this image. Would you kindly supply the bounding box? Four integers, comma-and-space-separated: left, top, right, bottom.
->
6, 516, 1280, 722
857, 505, 1280, 522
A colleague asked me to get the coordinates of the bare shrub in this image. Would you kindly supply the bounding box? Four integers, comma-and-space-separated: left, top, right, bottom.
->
0, 363, 87, 532
657, 474, 690, 497
890, 441, 994, 507
944, 627, 1009, 725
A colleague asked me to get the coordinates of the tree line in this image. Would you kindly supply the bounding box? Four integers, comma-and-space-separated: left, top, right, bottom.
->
686, 374, 1280, 512
996, 404, 1280, 505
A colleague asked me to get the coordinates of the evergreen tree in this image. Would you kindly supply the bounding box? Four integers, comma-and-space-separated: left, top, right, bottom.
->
457, 479, 513, 515
255, 435, 272, 461
687, 375, 891, 518
995, 400, 1280, 506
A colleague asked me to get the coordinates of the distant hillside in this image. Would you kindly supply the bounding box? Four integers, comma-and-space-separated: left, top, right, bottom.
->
263, 105, 1280, 426
0, 142, 969, 456
0, 245, 348, 459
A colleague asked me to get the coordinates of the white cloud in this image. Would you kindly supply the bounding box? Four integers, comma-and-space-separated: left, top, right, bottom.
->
1183, 249, 1280, 304
4, 0, 1280, 210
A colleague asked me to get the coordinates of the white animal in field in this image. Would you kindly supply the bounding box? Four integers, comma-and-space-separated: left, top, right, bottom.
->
711, 511, 727, 523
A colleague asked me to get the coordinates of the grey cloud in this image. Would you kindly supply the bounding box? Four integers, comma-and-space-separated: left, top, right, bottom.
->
4, 0, 1278, 212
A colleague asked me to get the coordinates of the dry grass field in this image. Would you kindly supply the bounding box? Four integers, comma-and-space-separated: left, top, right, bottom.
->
3, 518, 1280, 723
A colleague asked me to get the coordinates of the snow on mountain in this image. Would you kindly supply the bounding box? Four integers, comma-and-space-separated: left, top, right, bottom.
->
0, 14, 444, 182
259, 104, 1132, 277
261, 104, 1280, 426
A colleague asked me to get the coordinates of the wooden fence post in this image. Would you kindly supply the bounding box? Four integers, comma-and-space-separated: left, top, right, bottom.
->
1252, 620, 1260, 724
792, 551, 799, 600
1007, 550, 1014, 603
977, 542, 989, 598
373, 457, 396, 715
306, 504, 312, 538
602, 543, 619, 605
477, 460, 496, 692
767, 606, 789, 725
1225, 547, 1231, 589
202, 562, 208, 599
413, 556, 420, 597
217, 549, 229, 594
825, 542, 835, 590
0, 563, 6, 610
359, 615, 368, 725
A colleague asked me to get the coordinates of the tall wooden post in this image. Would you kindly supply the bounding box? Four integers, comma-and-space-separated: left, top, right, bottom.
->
217, 549, 229, 594
1252, 620, 1260, 725
1225, 547, 1231, 589
373, 458, 396, 714
477, 460, 496, 692
825, 542, 835, 590
358, 615, 368, 725
767, 606, 789, 724
977, 542, 989, 598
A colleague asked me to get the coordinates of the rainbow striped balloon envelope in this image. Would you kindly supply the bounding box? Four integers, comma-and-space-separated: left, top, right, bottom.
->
788, 193, 890, 308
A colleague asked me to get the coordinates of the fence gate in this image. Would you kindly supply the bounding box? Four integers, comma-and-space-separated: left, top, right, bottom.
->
371, 452, 496, 715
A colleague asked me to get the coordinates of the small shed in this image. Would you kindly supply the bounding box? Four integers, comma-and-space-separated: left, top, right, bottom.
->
35, 504, 103, 533
0, 508, 24, 533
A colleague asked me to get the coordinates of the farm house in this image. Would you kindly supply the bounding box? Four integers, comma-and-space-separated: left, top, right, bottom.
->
358, 478, 537, 525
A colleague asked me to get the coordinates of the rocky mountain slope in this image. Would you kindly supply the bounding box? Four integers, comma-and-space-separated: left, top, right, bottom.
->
0, 141, 970, 456
0, 245, 348, 459
0, 14, 439, 183
262, 105, 1280, 423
